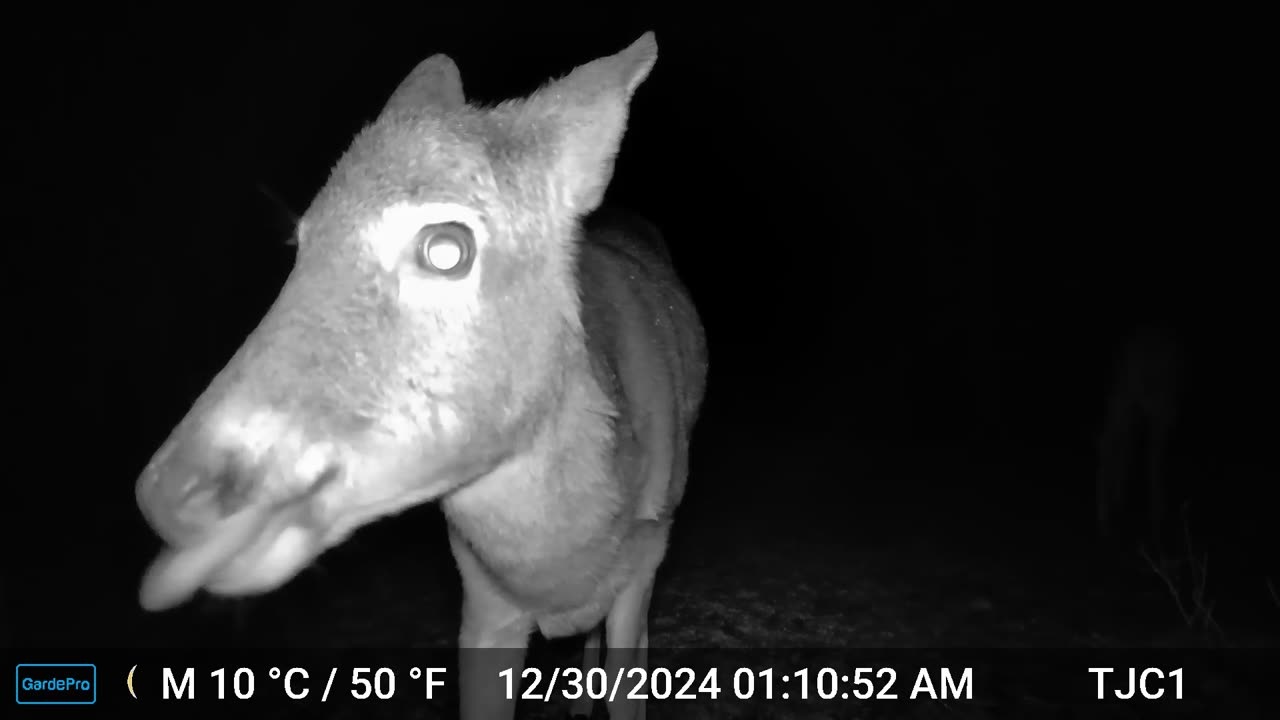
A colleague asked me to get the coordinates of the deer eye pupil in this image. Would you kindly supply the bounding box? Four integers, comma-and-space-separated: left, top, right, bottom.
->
415, 223, 474, 277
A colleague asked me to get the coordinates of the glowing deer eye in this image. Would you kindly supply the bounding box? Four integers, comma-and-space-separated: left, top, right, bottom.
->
414, 222, 475, 277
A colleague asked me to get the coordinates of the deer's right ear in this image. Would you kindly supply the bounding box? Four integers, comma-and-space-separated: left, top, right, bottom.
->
381, 54, 466, 116
528, 32, 658, 217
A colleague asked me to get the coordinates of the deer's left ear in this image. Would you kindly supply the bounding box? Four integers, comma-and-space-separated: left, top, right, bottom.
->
381, 54, 466, 117
525, 33, 657, 216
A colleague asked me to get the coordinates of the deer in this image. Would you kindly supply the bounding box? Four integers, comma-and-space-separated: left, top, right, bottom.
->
1095, 324, 1184, 546
132, 32, 707, 720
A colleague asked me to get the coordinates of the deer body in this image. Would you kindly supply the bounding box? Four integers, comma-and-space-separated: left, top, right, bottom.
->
134, 33, 705, 720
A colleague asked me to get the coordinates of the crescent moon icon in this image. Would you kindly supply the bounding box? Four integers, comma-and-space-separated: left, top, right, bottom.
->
127, 664, 137, 699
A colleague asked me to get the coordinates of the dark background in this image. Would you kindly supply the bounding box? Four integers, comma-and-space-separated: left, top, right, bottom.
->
8, 1, 1275, 654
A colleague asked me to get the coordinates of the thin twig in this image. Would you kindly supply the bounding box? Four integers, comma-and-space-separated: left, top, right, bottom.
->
1141, 545, 1193, 627
1141, 511, 1224, 640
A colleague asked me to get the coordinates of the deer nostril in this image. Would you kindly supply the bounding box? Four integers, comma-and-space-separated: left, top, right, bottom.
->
210, 455, 258, 515
137, 439, 251, 545
174, 481, 218, 525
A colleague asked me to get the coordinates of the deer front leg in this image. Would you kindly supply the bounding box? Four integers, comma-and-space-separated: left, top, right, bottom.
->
569, 623, 603, 718
635, 626, 649, 720
450, 531, 533, 720
602, 520, 668, 720
604, 574, 653, 720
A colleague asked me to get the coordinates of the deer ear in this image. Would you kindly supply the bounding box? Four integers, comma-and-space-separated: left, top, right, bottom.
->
381, 54, 466, 117
527, 32, 657, 216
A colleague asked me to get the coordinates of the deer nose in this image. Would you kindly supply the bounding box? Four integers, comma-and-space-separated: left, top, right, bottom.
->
136, 433, 256, 547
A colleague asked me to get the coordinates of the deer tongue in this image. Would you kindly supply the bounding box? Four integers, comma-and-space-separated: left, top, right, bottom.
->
138, 501, 274, 611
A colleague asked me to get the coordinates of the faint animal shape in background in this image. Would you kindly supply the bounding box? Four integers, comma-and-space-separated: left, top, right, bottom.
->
1095, 325, 1185, 546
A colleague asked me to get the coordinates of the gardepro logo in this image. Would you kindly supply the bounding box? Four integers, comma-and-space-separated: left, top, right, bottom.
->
15, 664, 97, 704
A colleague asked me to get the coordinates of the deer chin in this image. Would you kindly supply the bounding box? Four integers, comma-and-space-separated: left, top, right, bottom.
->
204, 520, 319, 597
138, 499, 322, 611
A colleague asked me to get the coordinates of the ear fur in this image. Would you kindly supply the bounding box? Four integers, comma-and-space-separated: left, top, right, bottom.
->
523, 32, 658, 216
381, 54, 466, 117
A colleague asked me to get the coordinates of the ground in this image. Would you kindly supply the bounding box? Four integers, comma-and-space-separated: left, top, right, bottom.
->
81, 443, 1273, 719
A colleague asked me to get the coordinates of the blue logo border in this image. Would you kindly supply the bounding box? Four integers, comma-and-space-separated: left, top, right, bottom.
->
15, 664, 97, 705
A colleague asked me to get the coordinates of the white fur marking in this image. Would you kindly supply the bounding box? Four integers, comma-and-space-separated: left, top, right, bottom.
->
436, 404, 462, 436
213, 409, 290, 463
360, 202, 490, 323
376, 412, 429, 444
363, 202, 486, 274
294, 442, 334, 481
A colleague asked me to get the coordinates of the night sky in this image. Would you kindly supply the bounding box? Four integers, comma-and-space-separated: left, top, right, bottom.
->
9, 0, 1276, 704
